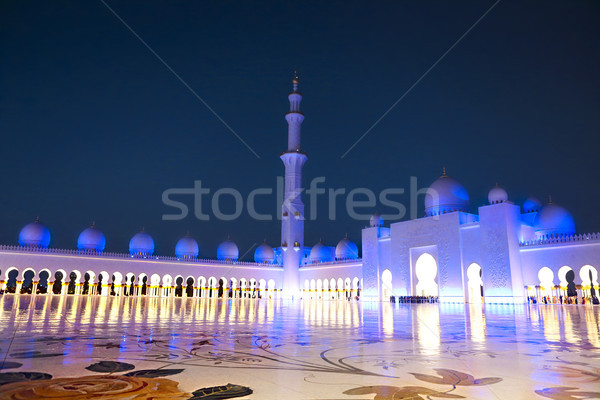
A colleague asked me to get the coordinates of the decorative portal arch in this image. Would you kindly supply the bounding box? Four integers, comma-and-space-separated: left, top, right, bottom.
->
415, 253, 438, 297
185, 276, 195, 297
330, 278, 336, 300
5, 267, 19, 293
304, 279, 310, 294
267, 279, 275, 297
344, 278, 351, 300
316, 279, 323, 299
381, 269, 392, 300
323, 278, 329, 295
467, 263, 483, 303
230, 277, 238, 298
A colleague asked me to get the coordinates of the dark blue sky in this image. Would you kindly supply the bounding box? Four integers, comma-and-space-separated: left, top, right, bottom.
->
1, 1, 599, 259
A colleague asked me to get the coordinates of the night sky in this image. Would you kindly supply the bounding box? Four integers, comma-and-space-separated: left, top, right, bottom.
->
1, 1, 599, 259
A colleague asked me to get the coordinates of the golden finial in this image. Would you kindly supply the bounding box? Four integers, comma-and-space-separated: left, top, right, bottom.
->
292, 69, 299, 84
441, 166, 447, 177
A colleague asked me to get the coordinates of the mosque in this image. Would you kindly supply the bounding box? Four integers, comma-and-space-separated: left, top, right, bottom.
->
0, 75, 599, 304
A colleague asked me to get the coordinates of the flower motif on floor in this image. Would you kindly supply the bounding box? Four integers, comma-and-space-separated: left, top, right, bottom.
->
410, 368, 502, 386
0, 375, 190, 400
343, 385, 465, 400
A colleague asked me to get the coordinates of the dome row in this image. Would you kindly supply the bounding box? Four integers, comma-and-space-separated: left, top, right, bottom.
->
308, 237, 359, 263
17, 220, 358, 263
423, 169, 575, 237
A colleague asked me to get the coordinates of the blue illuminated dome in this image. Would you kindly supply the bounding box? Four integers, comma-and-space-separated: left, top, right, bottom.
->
335, 237, 359, 260
424, 170, 470, 216
488, 185, 508, 205
370, 212, 384, 227
77, 223, 105, 252
129, 230, 154, 256
217, 238, 239, 261
175, 234, 199, 259
310, 241, 334, 262
254, 241, 275, 263
534, 201, 576, 238
18, 217, 51, 248
523, 197, 542, 213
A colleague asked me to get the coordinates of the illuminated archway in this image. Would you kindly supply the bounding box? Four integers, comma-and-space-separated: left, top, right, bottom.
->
538, 267, 555, 296
415, 253, 438, 296
467, 263, 483, 303
381, 269, 392, 300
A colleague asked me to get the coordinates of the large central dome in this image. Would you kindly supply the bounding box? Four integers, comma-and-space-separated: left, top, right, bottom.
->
424, 170, 470, 216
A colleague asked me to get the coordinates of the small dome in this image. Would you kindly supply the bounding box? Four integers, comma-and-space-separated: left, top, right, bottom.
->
523, 197, 542, 213
534, 202, 575, 237
254, 241, 275, 263
129, 230, 154, 255
424, 170, 470, 216
77, 223, 105, 252
18, 218, 51, 248
310, 241, 334, 262
488, 185, 508, 205
217, 239, 239, 260
335, 237, 359, 260
370, 212, 384, 227
175, 234, 199, 259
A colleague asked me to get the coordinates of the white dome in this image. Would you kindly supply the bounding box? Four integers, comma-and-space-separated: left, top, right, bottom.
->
129, 230, 154, 255
335, 237, 358, 260
534, 202, 575, 237
175, 235, 199, 259
18, 218, 51, 248
523, 197, 542, 213
424, 171, 469, 216
77, 224, 105, 252
217, 239, 239, 260
488, 185, 508, 205
254, 241, 275, 263
370, 213, 383, 227
310, 241, 334, 262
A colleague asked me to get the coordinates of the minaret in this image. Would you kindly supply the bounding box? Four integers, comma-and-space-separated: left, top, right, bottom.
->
280, 71, 307, 298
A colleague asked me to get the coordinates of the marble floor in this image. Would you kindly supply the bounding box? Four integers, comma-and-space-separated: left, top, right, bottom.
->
0, 296, 599, 399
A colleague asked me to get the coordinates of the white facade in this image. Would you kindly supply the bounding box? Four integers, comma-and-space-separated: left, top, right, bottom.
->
1, 75, 598, 304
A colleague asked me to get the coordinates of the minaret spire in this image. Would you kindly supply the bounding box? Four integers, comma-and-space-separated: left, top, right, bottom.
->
280, 71, 308, 298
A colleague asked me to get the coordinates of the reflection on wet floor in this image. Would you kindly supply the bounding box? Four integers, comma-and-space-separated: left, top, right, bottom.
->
0, 295, 599, 400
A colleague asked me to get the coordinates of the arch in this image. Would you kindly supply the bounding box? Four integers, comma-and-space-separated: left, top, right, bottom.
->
558, 266, 573, 288
174, 275, 184, 297
150, 274, 161, 286
267, 279, 275, 292
21, 267, 37, 281
304, 279, 309, 292
467, 263, 483, 303
197, 276, 207, 298
6, 268, 19, 293
538, 267, 555, 293
316, 279, 323, 298
323, 278, 329, 293
415, 253, 438, 296
37, 269, 51, 294
162, 274, 172, 287
259, 278, 266, 292
382, 269, 393, 300
579, 265, 599, 287
310, 279, 316, 291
